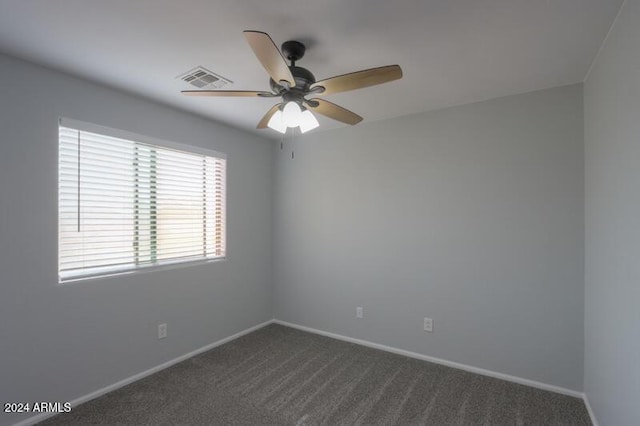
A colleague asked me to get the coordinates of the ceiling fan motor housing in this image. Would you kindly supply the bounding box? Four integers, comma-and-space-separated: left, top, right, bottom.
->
270, 65, 316, 105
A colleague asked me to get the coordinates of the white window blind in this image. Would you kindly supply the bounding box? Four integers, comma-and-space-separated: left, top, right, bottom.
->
58, 122, 226, 281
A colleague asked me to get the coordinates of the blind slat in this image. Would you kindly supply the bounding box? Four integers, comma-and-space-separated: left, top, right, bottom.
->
59, 125, 226, 281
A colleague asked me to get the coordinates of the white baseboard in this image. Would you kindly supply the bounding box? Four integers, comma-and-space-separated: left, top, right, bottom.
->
583, 394, 599, 426
13, 318, 592, 426
273, 319, 584, 399
11, 319, 274, 426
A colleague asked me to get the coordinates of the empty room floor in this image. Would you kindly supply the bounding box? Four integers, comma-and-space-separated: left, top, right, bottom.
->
41, 324, 590, 425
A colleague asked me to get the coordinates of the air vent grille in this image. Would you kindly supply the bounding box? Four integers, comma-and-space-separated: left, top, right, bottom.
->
178, 66, 232, 90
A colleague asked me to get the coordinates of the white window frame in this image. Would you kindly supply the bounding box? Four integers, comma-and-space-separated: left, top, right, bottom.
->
57, 118, 227, 283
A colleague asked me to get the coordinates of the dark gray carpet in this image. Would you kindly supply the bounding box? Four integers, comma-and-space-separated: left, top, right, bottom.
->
40, 324, 591, 425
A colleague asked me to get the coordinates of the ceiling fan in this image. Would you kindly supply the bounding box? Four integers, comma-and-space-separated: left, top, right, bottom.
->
182, 30, 403, 134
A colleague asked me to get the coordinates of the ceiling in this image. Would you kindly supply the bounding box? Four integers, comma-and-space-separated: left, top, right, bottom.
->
0, 0, 623, 139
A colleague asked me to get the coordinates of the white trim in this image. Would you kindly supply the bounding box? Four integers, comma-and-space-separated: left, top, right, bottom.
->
583, 394, 600, 426
11, 320, 274, 426
59, 117, 226, 159
273, 319, 584, 399
59, 256, 227, 285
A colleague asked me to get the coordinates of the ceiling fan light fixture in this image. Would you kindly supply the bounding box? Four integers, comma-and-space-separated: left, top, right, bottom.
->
299, 110, 319, 133
183, 31, 403, 132
267, 109, 287, 134
282, 101, 302, 127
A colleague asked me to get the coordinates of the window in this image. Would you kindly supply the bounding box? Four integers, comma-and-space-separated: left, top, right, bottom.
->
58, 119, 226, 282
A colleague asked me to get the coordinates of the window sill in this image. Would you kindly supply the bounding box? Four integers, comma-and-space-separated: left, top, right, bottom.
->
58, 256, 227, 285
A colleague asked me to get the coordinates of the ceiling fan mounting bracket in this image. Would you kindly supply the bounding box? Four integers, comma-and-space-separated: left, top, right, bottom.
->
281, 40, 306, 64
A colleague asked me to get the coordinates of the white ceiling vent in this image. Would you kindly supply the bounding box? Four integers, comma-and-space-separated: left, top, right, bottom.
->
178, 66, 232, 89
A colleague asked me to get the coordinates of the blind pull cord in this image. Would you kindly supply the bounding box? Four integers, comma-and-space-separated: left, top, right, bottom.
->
77, 130, 81, 232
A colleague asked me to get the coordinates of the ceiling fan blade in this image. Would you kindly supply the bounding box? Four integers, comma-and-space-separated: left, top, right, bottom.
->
243, 31, 296, 87
257, 103, 283, 129
310, 65, 402, 96
182, 90, 274, 97
307, 98, 363, 125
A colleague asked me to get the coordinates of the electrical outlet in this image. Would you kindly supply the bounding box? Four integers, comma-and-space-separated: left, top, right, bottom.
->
158, 323, 167, 339
356, 307, 363, 318
423, 317, 433, 332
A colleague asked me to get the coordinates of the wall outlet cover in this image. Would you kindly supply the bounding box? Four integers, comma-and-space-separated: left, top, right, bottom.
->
158, 323, 167, 339
424, 317, 433, 332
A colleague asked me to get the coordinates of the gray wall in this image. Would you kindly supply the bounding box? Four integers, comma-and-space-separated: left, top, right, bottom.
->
0, 54, 273, 426
584, 0, 640, 424
273, 84, 585, 391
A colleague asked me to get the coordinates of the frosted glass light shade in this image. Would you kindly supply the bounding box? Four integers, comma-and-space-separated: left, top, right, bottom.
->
267, 110, 287, 134
299, 110, 319, 133
282, 101, 302, 127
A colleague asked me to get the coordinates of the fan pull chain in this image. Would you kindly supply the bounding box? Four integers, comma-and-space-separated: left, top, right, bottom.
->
278, 128, 295, 159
